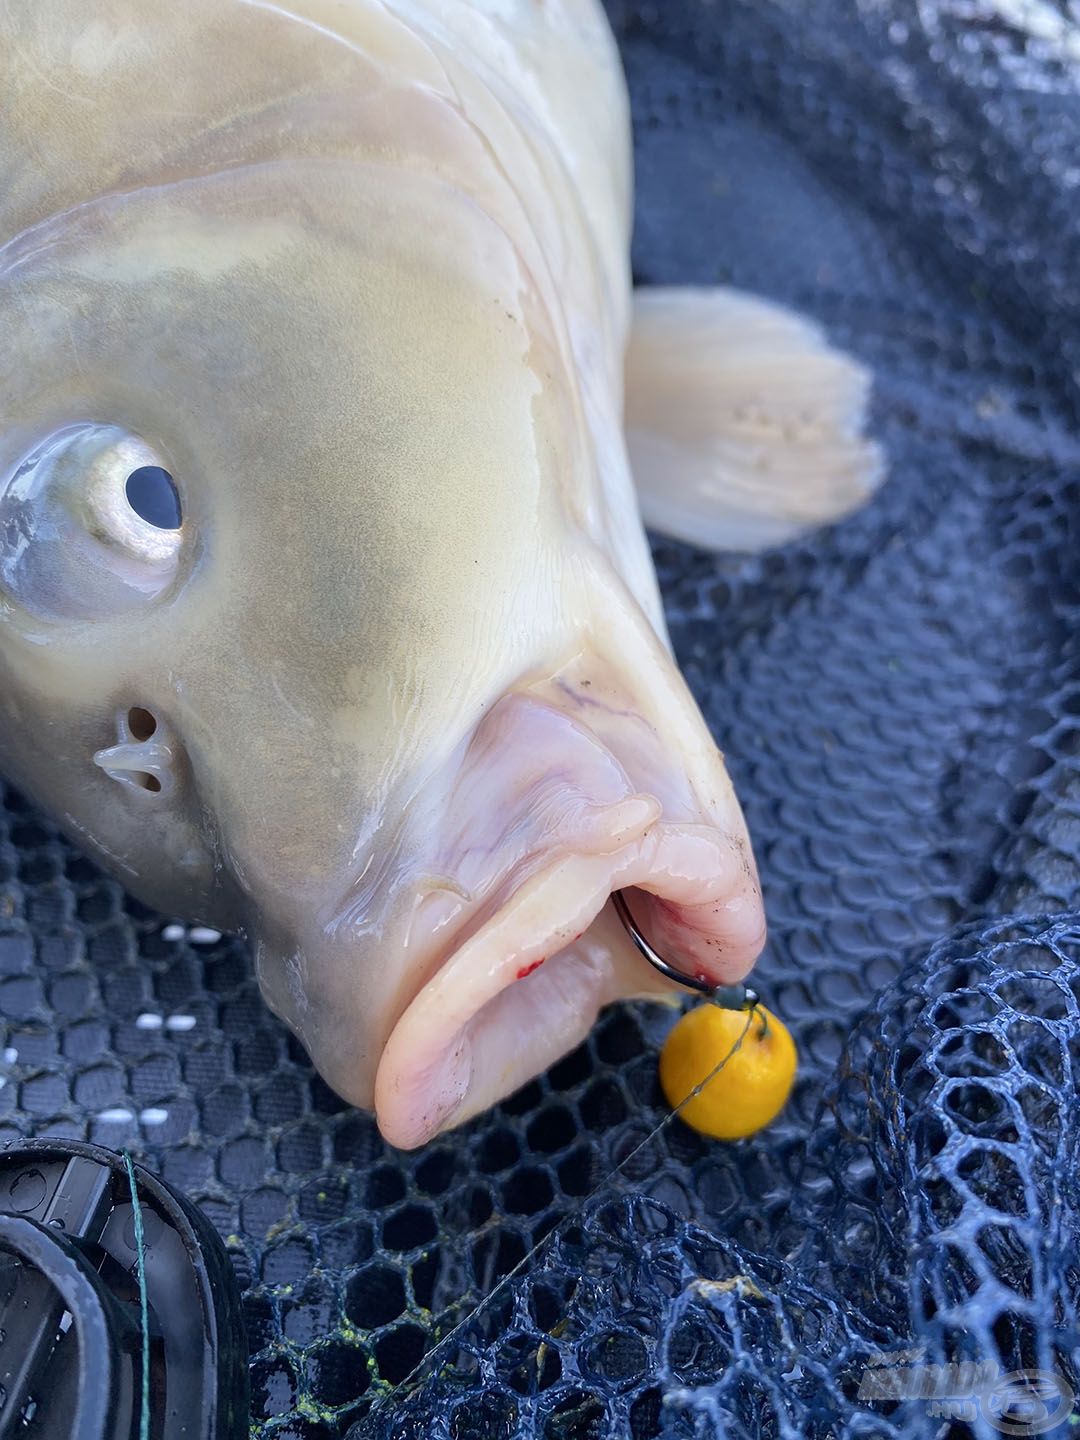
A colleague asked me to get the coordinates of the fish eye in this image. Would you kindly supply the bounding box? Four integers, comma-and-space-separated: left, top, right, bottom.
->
0, 424, 186, 622
125, 466, 182, 531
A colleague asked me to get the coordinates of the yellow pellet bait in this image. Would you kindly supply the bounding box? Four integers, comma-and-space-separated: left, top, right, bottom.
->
659, 1002, 797, 1140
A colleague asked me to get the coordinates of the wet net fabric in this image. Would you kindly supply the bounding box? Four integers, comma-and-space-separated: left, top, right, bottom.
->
1, 1, 1079, 1436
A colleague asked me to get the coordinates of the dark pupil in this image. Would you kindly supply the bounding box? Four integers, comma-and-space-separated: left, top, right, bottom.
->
125, 466, 182, 531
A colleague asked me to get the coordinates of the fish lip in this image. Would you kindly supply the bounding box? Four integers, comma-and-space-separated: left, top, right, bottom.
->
373, 821, 764, 1150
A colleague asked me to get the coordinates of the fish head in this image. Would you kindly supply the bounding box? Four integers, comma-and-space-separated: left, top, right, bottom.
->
0, 160, 764, 1147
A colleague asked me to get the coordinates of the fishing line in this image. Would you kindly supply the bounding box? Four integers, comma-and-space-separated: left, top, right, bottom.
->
365, 1003, 758, 1420
122, 1149, 152, 1440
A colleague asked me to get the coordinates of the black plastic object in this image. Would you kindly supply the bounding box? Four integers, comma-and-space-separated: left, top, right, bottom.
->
0, 1139, 248, 1440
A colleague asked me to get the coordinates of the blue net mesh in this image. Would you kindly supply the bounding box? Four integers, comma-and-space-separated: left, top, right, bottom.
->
2, 2, 1079, 1436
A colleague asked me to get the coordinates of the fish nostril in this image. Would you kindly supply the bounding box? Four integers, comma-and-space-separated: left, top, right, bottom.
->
126, 707, 158, 742
95, 707, 173, 798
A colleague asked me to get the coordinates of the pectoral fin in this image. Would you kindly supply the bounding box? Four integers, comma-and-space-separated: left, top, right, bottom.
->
625, 286, 884, 551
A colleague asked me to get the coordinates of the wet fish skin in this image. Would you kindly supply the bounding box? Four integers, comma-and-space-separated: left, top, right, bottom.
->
0, 2, 878, 1146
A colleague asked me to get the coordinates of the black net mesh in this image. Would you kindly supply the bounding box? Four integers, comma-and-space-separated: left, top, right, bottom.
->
2, 1, 1080, 1436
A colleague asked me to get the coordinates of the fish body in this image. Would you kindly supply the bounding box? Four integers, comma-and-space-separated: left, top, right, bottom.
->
0, 1, 878, 1145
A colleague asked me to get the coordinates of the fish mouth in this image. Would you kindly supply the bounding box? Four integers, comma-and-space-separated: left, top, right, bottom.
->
251, 648, 766, 1149
374, 820, 764, 1150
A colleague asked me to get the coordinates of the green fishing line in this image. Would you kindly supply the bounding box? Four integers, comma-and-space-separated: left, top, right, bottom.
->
122, 1150, 151, 1440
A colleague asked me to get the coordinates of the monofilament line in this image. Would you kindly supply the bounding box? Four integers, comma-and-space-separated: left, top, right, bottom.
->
122, 1150, 152, 1440
364, 1004, 758, 1422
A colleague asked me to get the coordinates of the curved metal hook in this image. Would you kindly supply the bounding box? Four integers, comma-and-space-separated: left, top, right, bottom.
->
612, 889, 758, 1012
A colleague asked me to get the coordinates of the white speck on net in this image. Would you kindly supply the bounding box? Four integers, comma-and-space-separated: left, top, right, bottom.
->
188, 926, 222, 944
3, 1047, 17, 1065
97, 1107, 134, 1123
166, 1015, 197, 1032
135, 1013, 163, 1030
139, 1108, 169, 1126
918, 0, 1080, 93
162, 924, 185, 942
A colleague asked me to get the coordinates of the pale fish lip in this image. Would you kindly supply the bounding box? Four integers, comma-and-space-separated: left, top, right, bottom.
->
373, 822, 764, 1150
